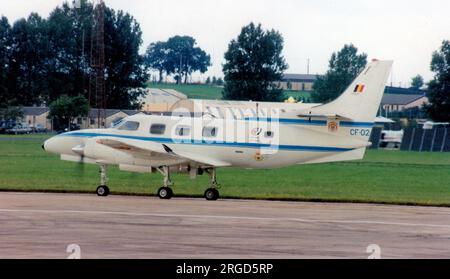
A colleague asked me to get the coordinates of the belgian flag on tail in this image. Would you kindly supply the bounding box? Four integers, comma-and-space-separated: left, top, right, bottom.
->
354, 84, 365, 93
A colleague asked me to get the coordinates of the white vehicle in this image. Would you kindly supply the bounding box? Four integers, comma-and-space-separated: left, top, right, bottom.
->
423, 121, 449, 130
30, 123, 48, 133
44, 60, 392, 200
379, 130, 403, 149
7, 123, 32, 135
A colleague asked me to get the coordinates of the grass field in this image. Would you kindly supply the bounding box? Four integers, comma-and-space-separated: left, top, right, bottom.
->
148, 83, 223, 99
147, 83, 313, 102
1, 134, 450, 206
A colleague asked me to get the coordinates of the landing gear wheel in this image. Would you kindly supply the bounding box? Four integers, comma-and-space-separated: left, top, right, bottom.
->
158, 187, 173, 199
204, 188, 219, 201
96, 185, 110, 197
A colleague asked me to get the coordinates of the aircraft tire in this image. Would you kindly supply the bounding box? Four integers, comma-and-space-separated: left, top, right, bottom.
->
157, 187, 173, 199
204, 188, 219, 201
96, 185, 110, 197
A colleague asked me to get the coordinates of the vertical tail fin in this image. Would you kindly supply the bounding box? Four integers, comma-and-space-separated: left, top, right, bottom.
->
310, 60, 393, 122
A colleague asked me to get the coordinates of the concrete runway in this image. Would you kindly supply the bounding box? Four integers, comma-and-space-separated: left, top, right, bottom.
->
1, 192, 450, 259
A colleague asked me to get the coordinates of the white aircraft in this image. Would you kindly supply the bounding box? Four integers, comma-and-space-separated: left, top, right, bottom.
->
43, 60, 392, 200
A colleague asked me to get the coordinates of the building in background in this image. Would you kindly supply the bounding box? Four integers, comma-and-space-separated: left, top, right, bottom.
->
80, 109, 145, 129
381, 93, 428, 114
21, 107, 52, 130
140, 88, 187, 112
277, 74, 318, 91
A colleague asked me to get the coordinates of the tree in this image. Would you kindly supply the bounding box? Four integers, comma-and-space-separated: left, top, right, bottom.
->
205, 76, 211, 85
212, 76, 217, 84
311, 44, 367, 103
145, 41, 168, 83
104, 8, 149, 109
410, 75, 424, 89
48, 95, 88, 131
0, 16, 12, 107
424, 40, 450, 122
9, 13, 50, 106
216, 77, 224, 86
164, 35, 211, 84
144, 36, 211, 84
0, 17, 21, 122
48, 1, 150, 109
4, 0, 148, 109
0, 106, 23, 121
44, 1, 91, 103
222, 23, 288, 101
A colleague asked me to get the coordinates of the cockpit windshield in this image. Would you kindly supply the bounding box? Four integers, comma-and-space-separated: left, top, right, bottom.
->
111, 119, 124, 128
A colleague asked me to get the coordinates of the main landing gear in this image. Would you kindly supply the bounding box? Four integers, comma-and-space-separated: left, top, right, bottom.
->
204, 168, 220, 201
155, 166, 220, 201
96, 164, 110, 197
156, 166, 173, 199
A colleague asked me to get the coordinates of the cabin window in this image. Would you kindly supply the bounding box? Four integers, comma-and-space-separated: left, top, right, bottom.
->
175, 126, 191, 136
118, 121, 140, 131
216, 107, 224, 118
203, 127, 218, 138
227, 108, 237, 119
265, 131, 274, 138
237, 108, 245, 118
150, 124, 166, 135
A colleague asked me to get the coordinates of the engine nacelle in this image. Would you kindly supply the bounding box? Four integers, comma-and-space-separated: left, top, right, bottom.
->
83, 138, 135, 165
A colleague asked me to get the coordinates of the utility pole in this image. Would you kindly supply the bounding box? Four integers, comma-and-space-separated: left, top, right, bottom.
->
74, 0, 89, 129
390, 68, 393, 87
90, 0, 106, 128
307, 58, 310, 75
179, 54, 182, 84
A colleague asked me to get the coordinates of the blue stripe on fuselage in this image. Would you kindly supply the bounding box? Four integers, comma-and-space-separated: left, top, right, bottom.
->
61, 132, 354, 153
340, 121, 374, 128
244, 117, 373, 128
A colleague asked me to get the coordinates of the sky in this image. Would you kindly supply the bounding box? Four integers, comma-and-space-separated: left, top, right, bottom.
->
1, 0, 449, 86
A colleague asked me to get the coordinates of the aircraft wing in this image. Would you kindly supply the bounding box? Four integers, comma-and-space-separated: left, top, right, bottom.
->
96, 138, 231, 167
165, 147, 232, 167
96, 138, 170, 158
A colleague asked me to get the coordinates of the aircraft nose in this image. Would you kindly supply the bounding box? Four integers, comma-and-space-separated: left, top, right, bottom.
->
43, 137, 59, 154
43, 139, 51, 153
43, 134, 84, 155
